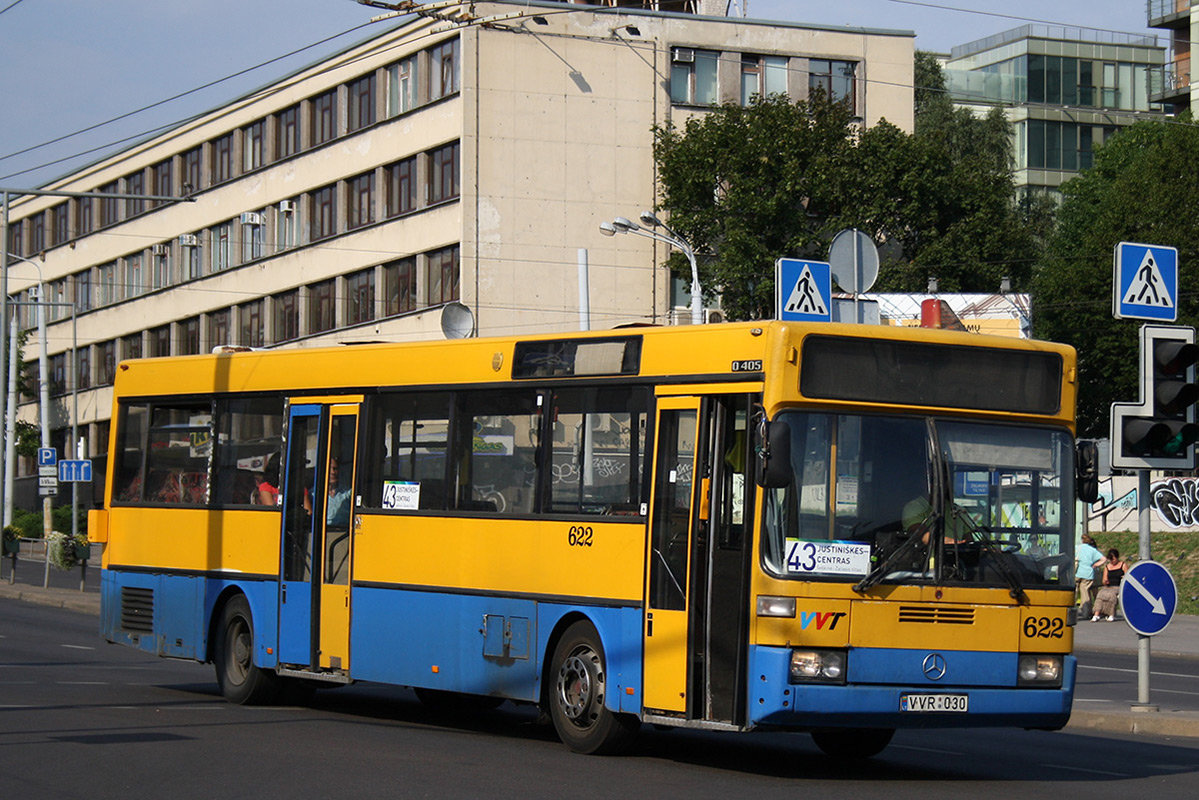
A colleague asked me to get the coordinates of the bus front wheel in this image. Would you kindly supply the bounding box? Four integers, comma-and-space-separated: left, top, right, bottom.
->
548, 621, 638, 755
811, 727, 895, 759
214, 595, 280, 705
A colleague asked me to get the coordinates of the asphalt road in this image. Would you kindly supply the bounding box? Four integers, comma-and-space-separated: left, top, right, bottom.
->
3, 602, 1198, 799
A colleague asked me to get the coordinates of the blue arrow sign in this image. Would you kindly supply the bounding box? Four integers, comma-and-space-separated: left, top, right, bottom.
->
1119, 560, 1177, 636
1114, 242, 1179, 322
57, 459, 93, 483
37, 447, 57, 468
776, 258, 832, 323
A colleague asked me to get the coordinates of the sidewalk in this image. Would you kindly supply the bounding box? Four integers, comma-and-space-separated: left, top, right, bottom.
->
2, 559, 1196, 739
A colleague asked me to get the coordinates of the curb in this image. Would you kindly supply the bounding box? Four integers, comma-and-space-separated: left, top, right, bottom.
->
1067, 709, 1199, 739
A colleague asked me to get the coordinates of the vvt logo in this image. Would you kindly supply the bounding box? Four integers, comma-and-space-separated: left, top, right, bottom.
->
799, 611, 847, 630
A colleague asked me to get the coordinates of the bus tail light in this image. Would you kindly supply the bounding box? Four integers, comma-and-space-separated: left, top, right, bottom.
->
1017, 654, 1063, 687
789, 649, 847, 684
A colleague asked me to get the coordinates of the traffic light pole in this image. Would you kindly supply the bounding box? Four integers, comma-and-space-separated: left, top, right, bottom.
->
1134, 470, 1156, 711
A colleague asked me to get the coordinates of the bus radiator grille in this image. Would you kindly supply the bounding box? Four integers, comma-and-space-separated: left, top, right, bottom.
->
120, 587, 155, 634
897, 606, 974, 625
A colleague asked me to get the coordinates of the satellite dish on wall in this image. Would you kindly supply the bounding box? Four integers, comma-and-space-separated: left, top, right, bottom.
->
440, 302, 476, 339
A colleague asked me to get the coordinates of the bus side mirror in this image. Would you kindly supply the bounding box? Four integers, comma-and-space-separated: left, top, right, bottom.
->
756, 419, 792, 489
1076, 440, 1099, 503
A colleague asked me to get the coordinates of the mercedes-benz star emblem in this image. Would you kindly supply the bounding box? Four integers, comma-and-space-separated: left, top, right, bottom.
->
922, 653, 947, 681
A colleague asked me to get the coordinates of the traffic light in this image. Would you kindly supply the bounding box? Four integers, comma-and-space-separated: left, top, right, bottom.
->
1111, 325, 1199, 469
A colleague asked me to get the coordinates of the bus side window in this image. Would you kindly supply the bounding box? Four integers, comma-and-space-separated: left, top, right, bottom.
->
212, 396, 284, 509
115, 403, 149, 502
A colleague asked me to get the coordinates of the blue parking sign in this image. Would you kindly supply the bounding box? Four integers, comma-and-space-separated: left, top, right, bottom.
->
37, 447, 57, 468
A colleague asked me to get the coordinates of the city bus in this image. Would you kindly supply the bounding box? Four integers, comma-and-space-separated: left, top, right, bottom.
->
89, 320, 1096, 757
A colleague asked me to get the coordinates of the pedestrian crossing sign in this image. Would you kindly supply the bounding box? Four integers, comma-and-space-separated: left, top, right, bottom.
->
1114, 242, 1179, 322
776, 258, 832, 323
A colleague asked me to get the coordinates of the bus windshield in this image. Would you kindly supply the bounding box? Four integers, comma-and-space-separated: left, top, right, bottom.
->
761, 412, 1076, 592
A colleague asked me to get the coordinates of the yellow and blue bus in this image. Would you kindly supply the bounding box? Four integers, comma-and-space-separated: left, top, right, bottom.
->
90, 321, 1095, 757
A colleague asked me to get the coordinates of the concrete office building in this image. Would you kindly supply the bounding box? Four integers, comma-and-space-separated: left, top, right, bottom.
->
944, 24, 1165, 194
2, 0, 913, 501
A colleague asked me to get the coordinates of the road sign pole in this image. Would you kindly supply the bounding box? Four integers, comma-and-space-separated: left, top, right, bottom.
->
1134, 470, 1156, 710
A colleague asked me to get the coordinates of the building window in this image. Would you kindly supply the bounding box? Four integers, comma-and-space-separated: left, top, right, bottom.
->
428, 142, 460, 204
384, 257, 416, 316
277, 199, 299, 250
97, 340, 116, 386
211, 222, 233, 272
99, 181, 120, 228
149, 325, 171, 358
386, 157, 416, 217
49, 353, 67, 396
126, 171, 145, 218
153, 159, 173, 207
426, 245, 459, 305
741, 55, 788, 104
76, 196, 93, 236
28, 212, 45, 255
239, 300, 264, 347
183, 235, 203, 280
7, 221, 22, 259
347, 172, 375, 230
243, 120, 266, 171
241, 212, 265, 262
208, 308, 231, 348
211, 134, 235, 184
430, 39, 459, 101
122, 332, 143, 361
180, 317, 201, 355
52, 203, 69, 245
309, 279, 335, 334
387, 56, 418, 116
76, 346, 91, 391
98, 262, 118, 306
49, 281, 67, 322
277, 104, 301, 158
152, 245, 172, 289
74, 270, 92, 313
348, 74, 375, 132
273, 289, 299, 343
310, 184, 336, 241
670, 48, 719, 105
347, 268, 375, 325
312, 90, 338, 146
125, 254, 145, 299
809, 59, 857, 112
182, 146, 203, 194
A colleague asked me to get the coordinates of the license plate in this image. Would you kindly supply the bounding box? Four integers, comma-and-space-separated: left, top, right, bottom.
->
900, 693, 968, 712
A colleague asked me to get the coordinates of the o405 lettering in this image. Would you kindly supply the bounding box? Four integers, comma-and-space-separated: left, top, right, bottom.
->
568, 525, 594, 547
1022, 616, 1065, 639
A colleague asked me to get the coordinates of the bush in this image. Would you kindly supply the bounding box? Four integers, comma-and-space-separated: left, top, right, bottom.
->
46, 531, 89, 571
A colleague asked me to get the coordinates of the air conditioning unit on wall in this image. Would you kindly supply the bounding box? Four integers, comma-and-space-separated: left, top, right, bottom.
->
178, 234, 198, 247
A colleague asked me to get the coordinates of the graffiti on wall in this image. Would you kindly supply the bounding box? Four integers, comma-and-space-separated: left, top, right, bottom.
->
1088, 476, 1199, 531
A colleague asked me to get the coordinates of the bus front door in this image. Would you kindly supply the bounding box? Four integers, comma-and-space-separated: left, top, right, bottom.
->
278, 401, 360, 673
644, 394, 752, 723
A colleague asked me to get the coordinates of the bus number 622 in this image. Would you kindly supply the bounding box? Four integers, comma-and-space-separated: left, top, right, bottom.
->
568, 526, 593, 547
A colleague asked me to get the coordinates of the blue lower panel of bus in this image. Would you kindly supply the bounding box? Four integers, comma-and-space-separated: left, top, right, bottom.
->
100, 569, 279, 667
349, 586, 642, 712
747, 644, 1076, 731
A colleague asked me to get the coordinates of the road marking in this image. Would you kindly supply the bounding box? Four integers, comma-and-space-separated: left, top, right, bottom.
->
1042, 764, 1128, 777
56, 681, 108, 685
1150, 687, 1199, 697
892, 744, 964, 755
61, 644, 94, 651
1079, 664, 1197, 681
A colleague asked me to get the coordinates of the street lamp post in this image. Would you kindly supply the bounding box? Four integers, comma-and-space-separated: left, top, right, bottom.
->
600, 211, 703, 325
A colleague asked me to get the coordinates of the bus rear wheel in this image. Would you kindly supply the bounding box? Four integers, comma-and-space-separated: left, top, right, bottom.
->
548, 621, 638, 755
214, 595, 280, 705
811, 727, 894, 759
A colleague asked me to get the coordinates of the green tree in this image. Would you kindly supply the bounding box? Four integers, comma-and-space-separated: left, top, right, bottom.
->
1033, 115, 1199, 437
2, 328, 40, 458
651, 52, 1038, 319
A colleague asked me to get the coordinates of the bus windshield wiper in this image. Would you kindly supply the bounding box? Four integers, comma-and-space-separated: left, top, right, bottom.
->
949, 504, 1028, 605
855, 508, 934, 593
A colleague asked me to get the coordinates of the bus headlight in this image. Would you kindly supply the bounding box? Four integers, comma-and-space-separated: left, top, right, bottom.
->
1017, 654, 1063, 687
789, 649, 847, 684
757, 595, 796, 618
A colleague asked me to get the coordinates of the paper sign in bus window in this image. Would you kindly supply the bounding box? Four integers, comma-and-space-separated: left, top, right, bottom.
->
382, 480, 421, 510
785, 539, 871, 576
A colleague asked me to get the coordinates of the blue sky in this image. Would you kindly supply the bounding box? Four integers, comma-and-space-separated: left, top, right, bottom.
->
0, 1, 1159, 188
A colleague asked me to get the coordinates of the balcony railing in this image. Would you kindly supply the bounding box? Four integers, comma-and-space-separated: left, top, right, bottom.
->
1147, 0, 1192, 25
952, 24, 1160, 60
